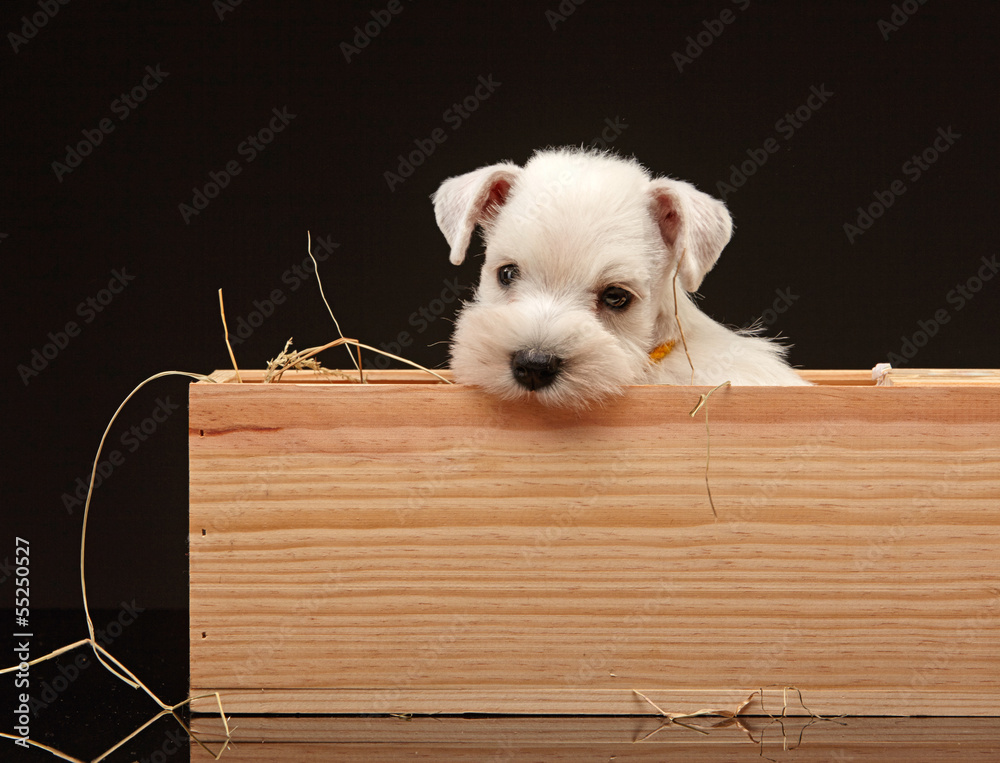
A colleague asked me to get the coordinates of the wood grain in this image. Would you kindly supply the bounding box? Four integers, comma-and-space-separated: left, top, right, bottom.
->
188, 716, 1000, 762
189, 371, 1000, 715
206, 367, 868, 385
880, 368, 1000, 386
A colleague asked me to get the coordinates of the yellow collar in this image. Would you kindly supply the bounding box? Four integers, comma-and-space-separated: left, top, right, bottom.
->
649, 340, 676, 363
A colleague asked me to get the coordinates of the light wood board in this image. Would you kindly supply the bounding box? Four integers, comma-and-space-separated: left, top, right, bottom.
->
188, 716, 1000, 762
189, 372, 1000, 715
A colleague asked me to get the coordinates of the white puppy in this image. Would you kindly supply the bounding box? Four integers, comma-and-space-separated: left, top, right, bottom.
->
432, 148, 807, 407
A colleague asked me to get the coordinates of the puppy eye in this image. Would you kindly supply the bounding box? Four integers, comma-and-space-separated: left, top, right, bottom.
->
600, 286, 633, 310
497, 264, 520, 287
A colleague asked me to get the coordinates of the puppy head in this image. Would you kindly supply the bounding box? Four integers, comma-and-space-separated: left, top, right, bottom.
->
432, 148, 732, 407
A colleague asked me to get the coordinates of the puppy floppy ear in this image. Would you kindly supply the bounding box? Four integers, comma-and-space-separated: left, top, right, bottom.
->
648, 178, 733, 292
431, 163, 522, 265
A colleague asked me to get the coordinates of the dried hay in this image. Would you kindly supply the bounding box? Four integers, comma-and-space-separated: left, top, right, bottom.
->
0, 232, 753, 761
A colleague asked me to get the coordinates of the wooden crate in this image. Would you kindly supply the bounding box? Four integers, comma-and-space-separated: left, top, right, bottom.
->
189, 369, 1000, 716
188, 716, 1000, 761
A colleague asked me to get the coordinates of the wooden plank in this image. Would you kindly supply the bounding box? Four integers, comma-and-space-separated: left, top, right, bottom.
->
188, 687, 998, 717
800, 368, 874, 385
210, 368, 454, 384
189, 716, 1000, 762
189, 374, 1000, 715
188, 714, 1000, 745
880, 368, 1000, 386
204, 367, 1000, 386
203, 367, 869, 385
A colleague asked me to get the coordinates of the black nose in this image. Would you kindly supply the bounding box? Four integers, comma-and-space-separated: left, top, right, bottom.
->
510, 350, 562, 391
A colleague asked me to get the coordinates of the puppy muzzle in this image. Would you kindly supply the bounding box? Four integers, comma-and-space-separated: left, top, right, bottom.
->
510, 349, 563, 391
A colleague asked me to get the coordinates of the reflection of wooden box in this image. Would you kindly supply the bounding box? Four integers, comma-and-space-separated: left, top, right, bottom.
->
186, 717, 1000, 762
189, 369, 1000, 716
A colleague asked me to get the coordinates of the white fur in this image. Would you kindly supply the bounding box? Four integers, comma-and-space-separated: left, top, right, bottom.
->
432, 148, 808, 407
